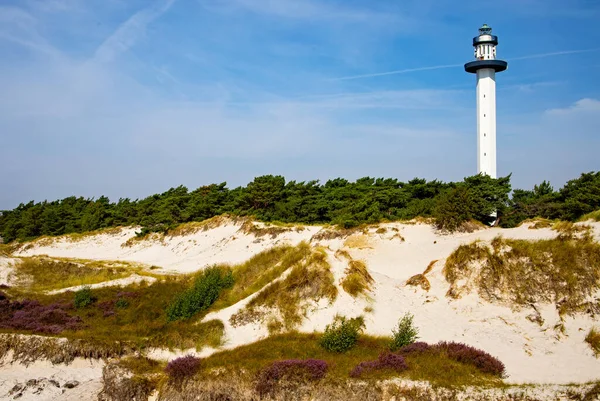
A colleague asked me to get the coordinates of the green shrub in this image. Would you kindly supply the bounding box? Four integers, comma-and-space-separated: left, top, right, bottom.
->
390, 312, 419, 351
166, 266, 234, 321
434, 186, 474, 232
74, 286, 96, 309
319, 315, 365, 353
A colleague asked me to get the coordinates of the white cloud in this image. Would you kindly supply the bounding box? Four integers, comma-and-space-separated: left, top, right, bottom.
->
545, 98, 600, 116
93, 0, 176, 63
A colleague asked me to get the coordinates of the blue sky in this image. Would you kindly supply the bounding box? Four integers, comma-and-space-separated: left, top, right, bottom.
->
0, 0, 599, 208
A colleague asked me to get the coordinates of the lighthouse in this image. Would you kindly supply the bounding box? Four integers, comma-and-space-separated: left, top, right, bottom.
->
464, 24, 508, 179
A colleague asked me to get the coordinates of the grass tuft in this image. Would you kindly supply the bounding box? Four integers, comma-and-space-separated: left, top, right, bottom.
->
405, 274, 430, 291
341, 260, 374, 297
586, 327, 600, 357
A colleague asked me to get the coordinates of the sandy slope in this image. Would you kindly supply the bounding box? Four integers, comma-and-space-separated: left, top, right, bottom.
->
4, 219, 600, 391
0, 354, 103, 401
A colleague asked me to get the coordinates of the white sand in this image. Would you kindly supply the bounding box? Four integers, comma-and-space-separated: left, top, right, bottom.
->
47, 274, 156, 295
9, 219, 600, 387
0, 257, 15, 287
0, 354, 103, 401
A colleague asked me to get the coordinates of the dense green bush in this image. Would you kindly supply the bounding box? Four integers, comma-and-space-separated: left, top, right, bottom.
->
434, 186, 475, 231
1, 171, 598, 239
74, 286, 96, 309
166, 266, 234, 321
389, 312, 419, 351
319, 315, 365, 353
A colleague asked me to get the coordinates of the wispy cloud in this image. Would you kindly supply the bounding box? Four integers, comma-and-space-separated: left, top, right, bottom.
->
331, 48, 600, 81
93, 0, 176, 63
330, 64, 463, 81
0, 6, 60, 57
510, 48, 600, 61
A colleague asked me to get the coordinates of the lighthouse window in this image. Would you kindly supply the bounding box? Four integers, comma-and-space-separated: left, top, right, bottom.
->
484, 153, 486, 156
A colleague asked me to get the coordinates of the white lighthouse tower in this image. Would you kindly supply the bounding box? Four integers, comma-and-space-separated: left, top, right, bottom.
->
464, 24, 508, 179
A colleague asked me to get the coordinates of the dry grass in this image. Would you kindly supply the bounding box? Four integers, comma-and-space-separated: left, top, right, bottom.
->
407, 260, 437, 291
121, 232, 165, 247
580, 210, 600, 222
0, 334, 132, 365
405, 274, 430, 291
341, 260, 374, 297
117, 355, 165, 375
552, 221, 593, 240
230, 247, 337, 331
0, 243, 19, 256
343, 235, 373, 249
311, 227, 364, 241
457, 219, 487, 233
520, 218, 554, 229
375, 227, 387, 234
443, 235, 600, 314
11, 257, 142, 292
334, 249, 352, 260
99, 362, 159, 401
211, 243, 311, 311
423, 260, 438, 275
238, 220, 291, 238
390, 233, 406, 242
586, 327, 600, 357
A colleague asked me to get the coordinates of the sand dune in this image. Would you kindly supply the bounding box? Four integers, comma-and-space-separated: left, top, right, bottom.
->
2, 219, 600, 400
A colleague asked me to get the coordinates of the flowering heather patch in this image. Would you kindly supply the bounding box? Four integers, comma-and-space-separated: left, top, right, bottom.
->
350, 351, 407, 378
0, 297, 81, 334
164, 355, 202, 382
435, 341, 505, 376
256, 359, 328, 396
98, 300, 116, 317
397, 341, 431, 356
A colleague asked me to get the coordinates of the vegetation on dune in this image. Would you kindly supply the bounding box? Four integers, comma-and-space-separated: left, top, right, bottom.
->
255, 358, 328, 397
196, 332, 504, 388
341, 259, 374, 297
580, 209, 600, 222
1, 278, 226, 352
319, 315, 366, 353
11, 257, 149, 293
166, 265, 233, 321
230, 246, 337, 331
211, 243, 310, 311
444, 233, 600, 314
389, 313, 419, 351
165, 355, 202, 383
586, 327, 600, 357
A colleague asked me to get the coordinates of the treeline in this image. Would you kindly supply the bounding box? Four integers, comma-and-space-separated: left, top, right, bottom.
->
0, 172, 599, 243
